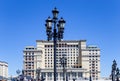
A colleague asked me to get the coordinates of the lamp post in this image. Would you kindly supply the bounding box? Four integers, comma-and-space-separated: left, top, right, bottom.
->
111, 60, 117, 81
71, 70, 73, 80
45, 8, 66, 81
60, 54, 67, 81
16, 69, 21, 81
89, 70, 92, 81
16, 69, 21, 76
73, 78, 76, 81
116, 68, 120, 81
41, 75, 45, 81
20, 70, 24, 81
36, 68, 41, 81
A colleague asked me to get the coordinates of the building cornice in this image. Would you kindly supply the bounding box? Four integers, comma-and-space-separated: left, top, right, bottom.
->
36, 40, 87, 43
0, 61, 8, 64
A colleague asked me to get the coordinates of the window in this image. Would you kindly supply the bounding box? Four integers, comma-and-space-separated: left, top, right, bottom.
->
78, 72, 82, 77
73, 72, 76, 77
60, 73, 63, 77
47, 73, 52, 77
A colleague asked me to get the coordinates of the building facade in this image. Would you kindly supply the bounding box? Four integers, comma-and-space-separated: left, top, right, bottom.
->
23, 40, 100, 81
0, 61, 8, 80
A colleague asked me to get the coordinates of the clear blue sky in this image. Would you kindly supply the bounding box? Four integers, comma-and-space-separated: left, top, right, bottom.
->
0, 0, 120, 77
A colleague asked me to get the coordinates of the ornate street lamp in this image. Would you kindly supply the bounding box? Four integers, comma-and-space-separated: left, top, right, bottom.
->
36, 68, 41, 81
60, 54, 67, 81
71, 70, 73, 80
111, 60, 117, 81
16, 69, 21, 75
41, 75, 45, 81
89, 70, 92, 81
73, 78, 76, 81
16, 69, 21, 81
45, 8, 66, 81
116, 68, 120, 81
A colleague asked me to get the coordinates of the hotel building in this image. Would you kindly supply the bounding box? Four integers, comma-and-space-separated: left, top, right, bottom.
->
23, 40, 100, 81
0, 61, 8, 79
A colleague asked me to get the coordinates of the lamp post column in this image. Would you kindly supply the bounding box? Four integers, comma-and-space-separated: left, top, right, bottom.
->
63, 64, 65, 81
36, 68, 41, 81
111, 60, 117, 81
53, 21, 57, 81
89, 70, 92, 81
